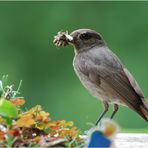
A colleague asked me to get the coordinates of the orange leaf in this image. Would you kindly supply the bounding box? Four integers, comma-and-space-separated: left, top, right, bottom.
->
16, 114, 35, 127
0, 130, 5, 141
67, 127, 79, 139
8, 129, 20, 137
10, 98, 25, 106
49, 125, 60, 130
36, 111, 50, 122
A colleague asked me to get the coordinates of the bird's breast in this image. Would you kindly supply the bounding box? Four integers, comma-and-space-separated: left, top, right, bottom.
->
73, 53, 106, 101
73, 52, 125, 105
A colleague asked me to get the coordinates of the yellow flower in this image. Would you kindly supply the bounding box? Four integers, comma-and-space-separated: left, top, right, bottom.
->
16, 114, 35, 127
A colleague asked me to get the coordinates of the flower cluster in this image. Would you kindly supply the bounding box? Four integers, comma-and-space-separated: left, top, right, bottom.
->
0, 78, 82, 147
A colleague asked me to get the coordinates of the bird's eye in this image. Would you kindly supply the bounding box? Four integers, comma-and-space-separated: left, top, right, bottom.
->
80, 33, 91, 40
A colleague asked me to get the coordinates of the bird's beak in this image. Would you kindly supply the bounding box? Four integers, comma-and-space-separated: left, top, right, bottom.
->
65, 34, 74, 44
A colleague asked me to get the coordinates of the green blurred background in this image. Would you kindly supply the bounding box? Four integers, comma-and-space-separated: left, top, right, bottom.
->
0, 1, 147, 132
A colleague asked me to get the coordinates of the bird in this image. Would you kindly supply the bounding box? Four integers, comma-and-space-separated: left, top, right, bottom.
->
54, 29, 148, 125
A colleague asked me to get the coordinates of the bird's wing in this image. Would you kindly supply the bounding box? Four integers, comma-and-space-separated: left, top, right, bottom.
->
96, 66, 143, 107
85, 49, 144, 114
89, 63, 145, 118
123, 68, 144, 98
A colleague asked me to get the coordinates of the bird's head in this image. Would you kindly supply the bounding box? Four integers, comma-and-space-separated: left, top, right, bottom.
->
67, 29, 106, 52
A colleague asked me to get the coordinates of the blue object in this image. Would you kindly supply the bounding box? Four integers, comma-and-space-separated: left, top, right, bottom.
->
88, 131, 111, 148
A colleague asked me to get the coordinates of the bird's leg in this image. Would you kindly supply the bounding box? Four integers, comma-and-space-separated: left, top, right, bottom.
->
95, 102, 109, 125
110, 104, 119, 119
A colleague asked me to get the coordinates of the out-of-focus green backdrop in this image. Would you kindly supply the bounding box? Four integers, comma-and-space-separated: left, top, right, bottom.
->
0, 2, 147, 132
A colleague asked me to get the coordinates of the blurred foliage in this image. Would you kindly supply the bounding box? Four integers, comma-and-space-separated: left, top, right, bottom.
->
0, 2, 147, 131
0, 79, 81, 147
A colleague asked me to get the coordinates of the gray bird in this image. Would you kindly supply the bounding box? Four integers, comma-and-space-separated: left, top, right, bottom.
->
59, 29, 148, 125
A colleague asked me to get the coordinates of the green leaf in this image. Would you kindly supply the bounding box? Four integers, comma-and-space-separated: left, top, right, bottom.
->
0, 98, 18, 118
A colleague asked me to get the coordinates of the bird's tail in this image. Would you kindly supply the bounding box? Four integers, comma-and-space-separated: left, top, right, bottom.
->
139, 98, 148, 122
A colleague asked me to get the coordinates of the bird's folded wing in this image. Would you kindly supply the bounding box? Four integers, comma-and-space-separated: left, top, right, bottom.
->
123, 68, 144, 98
89, 66, 143, 110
